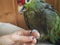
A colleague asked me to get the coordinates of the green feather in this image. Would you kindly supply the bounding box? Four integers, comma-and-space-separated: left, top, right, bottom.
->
24, 0, 60, 43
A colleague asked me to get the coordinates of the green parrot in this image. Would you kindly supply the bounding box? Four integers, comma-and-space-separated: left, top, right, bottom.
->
19, 0, 60, 44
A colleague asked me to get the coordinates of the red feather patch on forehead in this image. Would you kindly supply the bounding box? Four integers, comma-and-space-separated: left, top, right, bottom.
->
18, 0, 25, 5
21, 0, 25, 5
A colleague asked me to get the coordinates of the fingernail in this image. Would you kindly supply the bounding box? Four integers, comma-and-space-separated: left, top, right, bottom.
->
32, 29, 39, 33
32, 37, 35, 39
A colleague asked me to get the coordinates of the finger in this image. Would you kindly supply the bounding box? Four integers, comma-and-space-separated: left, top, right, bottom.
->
22, 29, 40, 39
32, 38, 37, 44
31, 29, 40, 39
22, 43, 35, 45
22, 38, 37, 45
11, 35, 34, 43
15, 30, 31, 36
22, 30, 31, 36
9, 34, 37, 45
19, 36, 34, 43
15, 29, 40, 39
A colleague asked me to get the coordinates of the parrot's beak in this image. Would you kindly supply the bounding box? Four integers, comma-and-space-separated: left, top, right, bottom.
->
19, 6, 27, 14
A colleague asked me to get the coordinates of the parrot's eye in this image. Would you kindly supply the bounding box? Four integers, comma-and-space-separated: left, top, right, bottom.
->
25, 0, 31, 4
27, 0, 30, 2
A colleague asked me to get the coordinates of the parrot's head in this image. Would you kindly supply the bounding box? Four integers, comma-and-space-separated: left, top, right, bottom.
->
19, 0, 45, 13
18, 0, 31, 5
18, 0, 32, 13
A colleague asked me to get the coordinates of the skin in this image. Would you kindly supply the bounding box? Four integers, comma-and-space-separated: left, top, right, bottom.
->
0, 29, 40, 45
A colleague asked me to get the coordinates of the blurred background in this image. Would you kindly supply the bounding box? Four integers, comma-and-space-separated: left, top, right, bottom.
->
0, 0, 60, 29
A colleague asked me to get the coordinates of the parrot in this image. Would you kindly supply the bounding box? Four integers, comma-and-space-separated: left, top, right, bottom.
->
18, 0, 60, 44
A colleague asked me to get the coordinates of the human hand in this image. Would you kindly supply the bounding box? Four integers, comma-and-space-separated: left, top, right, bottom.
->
0, 29, 40, 45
